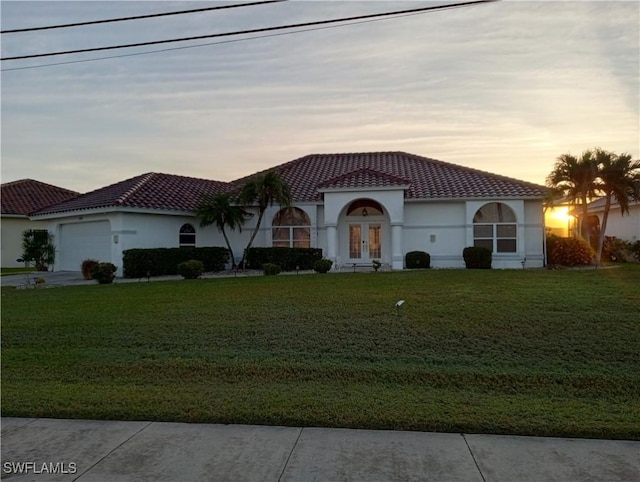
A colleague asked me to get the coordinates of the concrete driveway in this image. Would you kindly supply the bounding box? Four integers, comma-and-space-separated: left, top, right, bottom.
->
0, 271, 187, 288
1, 271, 95, 288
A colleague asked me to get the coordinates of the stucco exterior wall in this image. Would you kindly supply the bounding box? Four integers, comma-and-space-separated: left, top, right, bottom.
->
523, 200, 545, 268
403, 201, 467, 268
1, 217, 49, 268
595, 205, 640, 242
38, 196, 546, 274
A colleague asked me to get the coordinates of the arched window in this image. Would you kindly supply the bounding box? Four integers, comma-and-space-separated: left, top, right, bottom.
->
272, 208, 311, 248
179, 223, 196, 247
473, 203, 517, 253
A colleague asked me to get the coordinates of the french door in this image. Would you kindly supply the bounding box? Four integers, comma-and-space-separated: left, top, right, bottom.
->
348, 223, 382, 262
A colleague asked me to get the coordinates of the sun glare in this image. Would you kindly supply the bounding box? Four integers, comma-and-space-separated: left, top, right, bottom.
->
545, 206, 573, 237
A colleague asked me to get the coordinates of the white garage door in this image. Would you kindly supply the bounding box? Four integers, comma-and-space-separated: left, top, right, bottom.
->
59, 221, 111, 271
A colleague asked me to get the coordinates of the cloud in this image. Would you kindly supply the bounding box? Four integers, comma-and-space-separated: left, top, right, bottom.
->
1, 1, 638, 192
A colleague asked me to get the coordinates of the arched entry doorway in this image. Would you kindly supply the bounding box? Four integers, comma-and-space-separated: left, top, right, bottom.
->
345, 199, 385, 264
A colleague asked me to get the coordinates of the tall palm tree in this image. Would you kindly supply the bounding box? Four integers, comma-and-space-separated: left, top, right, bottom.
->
546, 150, 600, 240
195, 193, 248, 268
238, 170, 292, 268
594, 149, 640, 263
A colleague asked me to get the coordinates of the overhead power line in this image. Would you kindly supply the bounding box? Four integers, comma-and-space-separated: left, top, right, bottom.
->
0, 11, 437, 72
0, 0, 288, 34
1, 1, 497, 62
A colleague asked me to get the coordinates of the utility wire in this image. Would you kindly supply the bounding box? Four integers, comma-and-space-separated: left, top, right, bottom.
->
0, 0, 287, 34
1, 11, 430, 72
1, 1, 496, 62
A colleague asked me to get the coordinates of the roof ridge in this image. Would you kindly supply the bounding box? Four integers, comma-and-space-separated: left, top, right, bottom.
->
1, 178, 80, 194
114, 172, 157, 205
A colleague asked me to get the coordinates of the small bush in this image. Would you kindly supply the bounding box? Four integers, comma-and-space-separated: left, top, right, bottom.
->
177, 260, 205, 279
630, 241, 640, 262
602, 236, 631, 262
81, 259, 100, 280
21, 229, 55, 271
263, 263, 282, 276
405, 251, 431, 269
314, 259, 333, 274
91, 262, 117, 284
463, 247, 492, 269
546, 236, 593, 267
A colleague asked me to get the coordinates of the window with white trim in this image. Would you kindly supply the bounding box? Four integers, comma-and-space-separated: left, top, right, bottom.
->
179, 223, 196, 247
473, 203, 517, 253
272, 208, 311, 248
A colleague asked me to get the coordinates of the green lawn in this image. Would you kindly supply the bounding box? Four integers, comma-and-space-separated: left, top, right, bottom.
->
1, 267, 34, 276
2, 266, 639, 439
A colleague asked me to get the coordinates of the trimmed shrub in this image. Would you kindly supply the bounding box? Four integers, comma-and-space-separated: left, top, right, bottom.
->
91, 262, 117, 284
546, 235, 594, 267
81, 259, 100, 280
244, 247, 323, 271
313, 258, 333, 274
177, 260, 205, 279
602, 236, 631, 262
405, 251, 431, 269
263, 263, 282, 276
122, 247, 229, 278
630, 241, 640, 262
463, 246, 492, 269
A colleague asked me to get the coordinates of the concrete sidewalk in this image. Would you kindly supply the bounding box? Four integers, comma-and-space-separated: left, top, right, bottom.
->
1, 418, 638, 481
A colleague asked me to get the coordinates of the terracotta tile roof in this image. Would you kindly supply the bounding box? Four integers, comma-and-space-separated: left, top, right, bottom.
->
587, 196, 640, 212
1, 179, 79, 216
233, 151, 546, 202
31, 152, 547, 216
317, 168, 411, 190
34, 173, 230, 215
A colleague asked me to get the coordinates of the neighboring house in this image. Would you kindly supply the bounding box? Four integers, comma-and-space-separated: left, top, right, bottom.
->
585, 197, 640, 243
1, 179, 79, 268
32, 152, 547, 274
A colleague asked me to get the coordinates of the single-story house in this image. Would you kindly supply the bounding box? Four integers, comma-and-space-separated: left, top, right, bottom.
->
31, 152, 548, 274
1, 179, 79, 268
585, 197, 640, 243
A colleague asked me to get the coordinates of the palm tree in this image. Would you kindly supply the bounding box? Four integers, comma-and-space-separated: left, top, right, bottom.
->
195, 193, 248, 268
238, 170, 292, 268
593, 149, 640, 263
546, 150, 600, 240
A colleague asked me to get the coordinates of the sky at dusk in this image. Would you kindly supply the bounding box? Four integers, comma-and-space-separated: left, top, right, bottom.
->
1, 0, 639, 193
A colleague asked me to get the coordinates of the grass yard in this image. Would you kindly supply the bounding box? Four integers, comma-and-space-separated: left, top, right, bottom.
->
2, 266, 639, 439
1, 267, 34, 276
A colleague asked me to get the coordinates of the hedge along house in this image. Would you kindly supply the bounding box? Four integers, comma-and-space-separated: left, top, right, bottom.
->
32, 152, 548, 274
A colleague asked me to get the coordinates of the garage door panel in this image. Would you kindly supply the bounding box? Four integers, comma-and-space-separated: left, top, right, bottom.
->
59, 221, 111, 271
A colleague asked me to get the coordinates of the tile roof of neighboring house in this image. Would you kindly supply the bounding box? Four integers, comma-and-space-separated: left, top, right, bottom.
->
1, 179, 80, 216
587, 196, 640, 212
232, 151, 546, 202
34, 173, 230, 215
